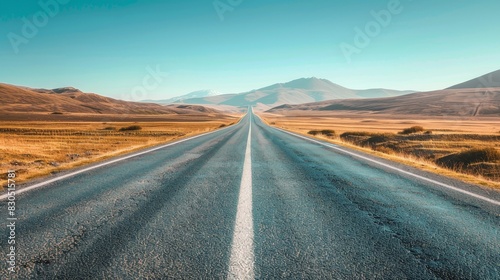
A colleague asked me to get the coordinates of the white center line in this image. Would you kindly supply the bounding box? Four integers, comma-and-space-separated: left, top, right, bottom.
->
228, 111, 254, 280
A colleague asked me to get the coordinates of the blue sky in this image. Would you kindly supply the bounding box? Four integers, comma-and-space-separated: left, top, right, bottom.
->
1, 0, 499, 100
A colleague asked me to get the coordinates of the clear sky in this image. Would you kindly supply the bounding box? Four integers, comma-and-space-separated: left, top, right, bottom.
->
1, 0, 499, 101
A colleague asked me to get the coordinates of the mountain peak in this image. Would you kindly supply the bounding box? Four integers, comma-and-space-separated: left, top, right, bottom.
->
140, 77, 414, 107
283, 77, 333, 88
258, 77, 339, 91
180, 89, 220, 98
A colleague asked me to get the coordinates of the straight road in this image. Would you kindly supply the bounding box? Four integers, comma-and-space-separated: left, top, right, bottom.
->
1, 109, 499, 279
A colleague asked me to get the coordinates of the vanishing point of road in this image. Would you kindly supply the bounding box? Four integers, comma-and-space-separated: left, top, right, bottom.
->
1, 108, 499, 279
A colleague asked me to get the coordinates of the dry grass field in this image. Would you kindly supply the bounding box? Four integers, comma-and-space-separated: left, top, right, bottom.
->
260, 112, 500, 189
0, 116, 239, 185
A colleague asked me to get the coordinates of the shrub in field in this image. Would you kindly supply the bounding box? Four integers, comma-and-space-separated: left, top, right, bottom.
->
399, 126, 424, 135
320, 129, 336, 137
308, 129, 336, 137
436, 148, 500, 170
119, 125, 142, 131
362, 134, 393, 146
219, 124, 227, 128
51, 112, 63, 115
308, 130, 321, 136
340, 131, 372, 138
102, 127, 116, 131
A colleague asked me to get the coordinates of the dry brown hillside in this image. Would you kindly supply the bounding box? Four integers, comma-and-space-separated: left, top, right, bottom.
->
268, 88, 500, 117
0, 83, 221, 115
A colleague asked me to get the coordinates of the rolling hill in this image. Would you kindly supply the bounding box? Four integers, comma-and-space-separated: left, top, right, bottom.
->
149, 78, 415, 108
267, 69, 500, 117
267, 88, 500, 117
0, 83, 220, 115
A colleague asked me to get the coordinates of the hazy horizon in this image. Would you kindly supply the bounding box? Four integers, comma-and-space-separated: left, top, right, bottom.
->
1, 0, 499, 100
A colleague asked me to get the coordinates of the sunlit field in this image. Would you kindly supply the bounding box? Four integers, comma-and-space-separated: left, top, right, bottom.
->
0, 118, 238, 184
261, 112, 500, 189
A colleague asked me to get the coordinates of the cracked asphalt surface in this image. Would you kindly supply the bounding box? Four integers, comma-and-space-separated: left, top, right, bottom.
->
1, 110, 499, 279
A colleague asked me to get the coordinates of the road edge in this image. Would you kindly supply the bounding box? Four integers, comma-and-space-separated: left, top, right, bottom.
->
0, 114, 247, 200
253, 113, 500, 207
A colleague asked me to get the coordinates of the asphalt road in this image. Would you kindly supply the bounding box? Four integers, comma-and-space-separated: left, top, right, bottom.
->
1, 109, 499, 279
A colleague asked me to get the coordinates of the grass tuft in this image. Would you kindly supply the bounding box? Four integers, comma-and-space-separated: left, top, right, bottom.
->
320, 129, 336, 137
308, 130, 320, 136
309, 129, 335, 137
399, 126, 424, 135
436, 148, 500, 169
340, 131, 372, 138
119, 125, 142, 131
362, 134, 394, 146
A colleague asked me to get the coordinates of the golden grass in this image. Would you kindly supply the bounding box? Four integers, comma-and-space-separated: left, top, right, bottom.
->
261, 112, 500, 135
260, 113, 500, 190
0, 118, 238, 185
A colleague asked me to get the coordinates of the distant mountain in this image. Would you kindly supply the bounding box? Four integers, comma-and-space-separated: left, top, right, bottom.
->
155, 78, 415, 108
267, 88, 500, 117
29, 87, 83, 94
447, 69, 500, 89
0, 83, 220, 115
143, 89, 220, 104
